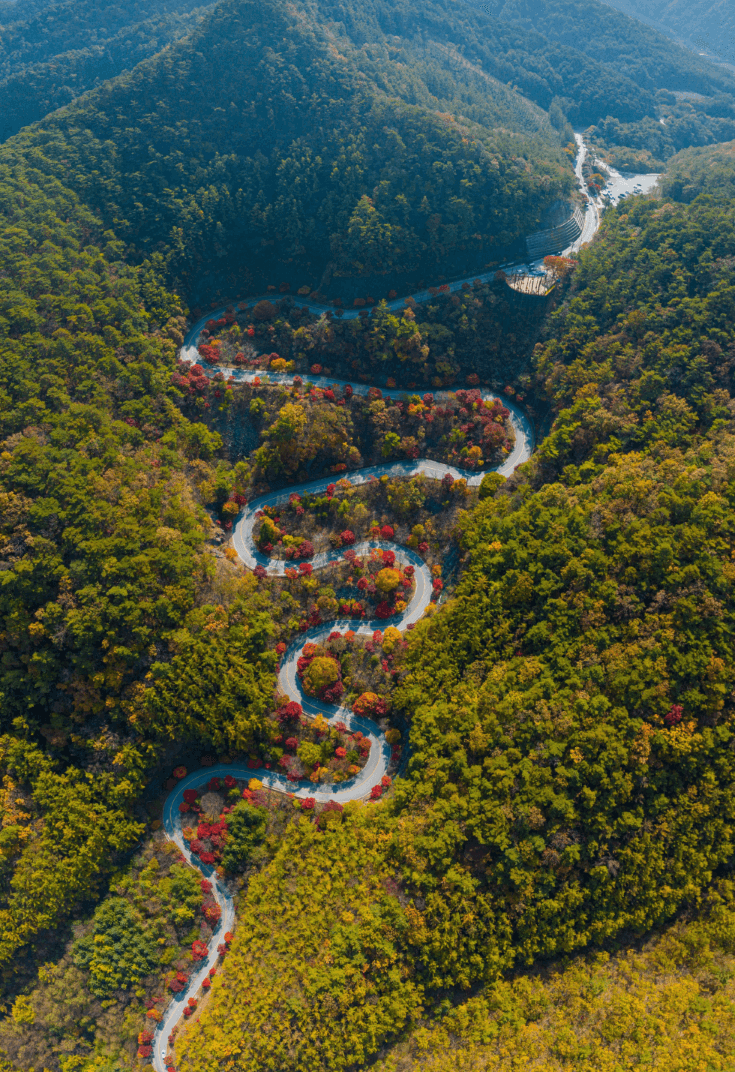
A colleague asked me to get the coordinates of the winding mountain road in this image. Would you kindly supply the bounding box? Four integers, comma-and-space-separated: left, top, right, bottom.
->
154, 140, 595, 1070
154, 411, 533, 1068
569, 133, 599, 252
155, 132, 663, 1064
180, 138, 602, 364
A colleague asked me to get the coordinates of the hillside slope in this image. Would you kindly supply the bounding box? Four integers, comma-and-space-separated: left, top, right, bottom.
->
0, 0, 218, 143
600, 0, 735, 70
466, 0, 735, 169
4, 3, 735, 1071
1, 0, 594, 304
4, 0, 719, 305
661, 140, 735, 202
170, 192, 735, 1072
0, 0, 576, 995
466, 0, 735, 95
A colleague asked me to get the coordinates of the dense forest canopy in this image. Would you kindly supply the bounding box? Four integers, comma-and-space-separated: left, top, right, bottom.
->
0, 157, 276, 983
166, 152, 735, 1072
0, 0, 218, 143
2, 0, 735, 1068
467, 0, 735, 97
2, 0, 733, 299
158, 152, 735, 1072
460, 0, 735, 169
392, 189, 735, 970
588, 93, 735, 170
0, 0, 584, 303
600, 0, 735, 71
0, 0, 730, 303
661, 139, 735, 202
369, 882, 735, 1070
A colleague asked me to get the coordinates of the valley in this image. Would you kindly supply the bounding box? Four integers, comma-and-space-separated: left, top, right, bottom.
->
2, 1, 735, 1071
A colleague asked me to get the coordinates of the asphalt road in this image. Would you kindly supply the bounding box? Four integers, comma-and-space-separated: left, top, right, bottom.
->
154, 138, 560, 1067
154, 414, 539, 1068
179, 136, 604, 361
154, 541, 437, 1068
567, 133, 599, 253
155, 130, 664, 1062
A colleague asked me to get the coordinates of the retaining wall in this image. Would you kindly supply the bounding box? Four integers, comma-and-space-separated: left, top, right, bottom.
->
525, 206, 583, 260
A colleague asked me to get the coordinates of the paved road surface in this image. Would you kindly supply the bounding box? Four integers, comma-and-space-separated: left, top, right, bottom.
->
567, 133, 599, 252
180, 138, 603, 363
156, 131, 662, 1064
154, 135, 571, 1067
153, 429, 537, 1069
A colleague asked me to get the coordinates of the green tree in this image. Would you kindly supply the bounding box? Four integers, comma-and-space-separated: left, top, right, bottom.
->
221, 802, 267, 874
302, 656, 340, 695
381, 431, 402, 459
345, 196, 397, 274
73, 897, 158, 996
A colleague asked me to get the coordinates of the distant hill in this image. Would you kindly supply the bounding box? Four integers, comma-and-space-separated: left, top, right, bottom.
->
3, 0, 735, 297
599, 0, 735, 70
5, 0, 653, 304
660, 140, 735, 202
0, 0, 217, 142
5, 0, 735, 302
461, 0, 735, 169
464, 0, 735, 95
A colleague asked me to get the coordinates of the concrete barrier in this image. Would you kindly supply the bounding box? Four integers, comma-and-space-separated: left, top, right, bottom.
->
525, 206, 584, 260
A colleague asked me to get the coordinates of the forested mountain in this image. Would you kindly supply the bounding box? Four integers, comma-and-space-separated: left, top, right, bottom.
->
589, 94, 735, 170
5, 0, 733, 306
468, 0, 735, 96
2, 0, 733, 156
2, 0, 735, 1069
170, 145, 735, 1072
466, 0, 735, 168
0, 0, 217, 143
661, 139, 735, 202
1, 0, 588, 304
0, 0, 207, 66
600, 0, 735, 70
0, 0, 580, 1005
372, 890, 735, 1069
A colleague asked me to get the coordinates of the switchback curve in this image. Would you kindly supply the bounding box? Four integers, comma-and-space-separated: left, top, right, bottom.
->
157, 251, 542, 1071
179, 136, 600, 366
153, 433, 535, 1068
